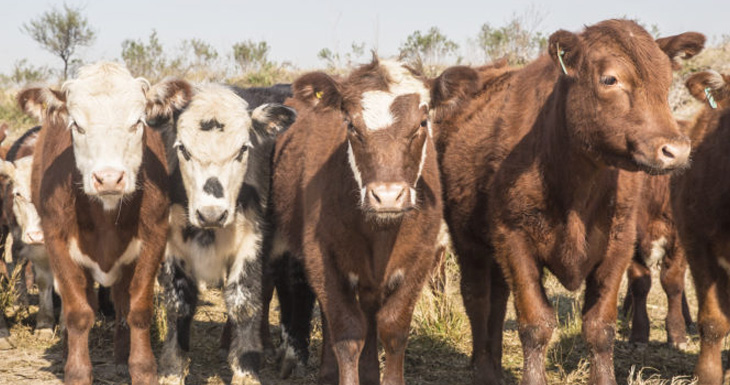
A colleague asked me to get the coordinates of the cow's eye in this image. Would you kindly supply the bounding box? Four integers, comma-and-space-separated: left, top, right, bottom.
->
177, 144, 191, 161
600, 75, 618, 86
235, 145, 249, 162
420, 120, 428, 128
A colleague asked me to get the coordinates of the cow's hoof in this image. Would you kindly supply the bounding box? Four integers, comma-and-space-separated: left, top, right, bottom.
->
35, 327, 55, 340
232, 372, 261, 385
0, 336, 14, 350
672, 341, 689, 351
280, 355, 305, 379
159, 374, 185, 385
630, 342, 648, 352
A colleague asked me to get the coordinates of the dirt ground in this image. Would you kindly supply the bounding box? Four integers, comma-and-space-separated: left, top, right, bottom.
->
0, 260, 717, 385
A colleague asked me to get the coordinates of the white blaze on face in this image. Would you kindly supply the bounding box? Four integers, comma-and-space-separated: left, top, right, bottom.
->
10, 158, 43, 244
175, 84, 253, 228
63, 62, 149, 210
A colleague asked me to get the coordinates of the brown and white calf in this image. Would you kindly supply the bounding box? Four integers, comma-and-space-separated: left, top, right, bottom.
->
0, 156, 54, 336
270, 58, 443, 385
672, 70, 730, 385
145, 80, 295, 385
431, 20, 703, 385
17, 62, 169, 385
623, 172, 691, 348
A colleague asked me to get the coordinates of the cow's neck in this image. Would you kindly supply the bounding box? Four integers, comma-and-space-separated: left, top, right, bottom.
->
540, 78, 608, 213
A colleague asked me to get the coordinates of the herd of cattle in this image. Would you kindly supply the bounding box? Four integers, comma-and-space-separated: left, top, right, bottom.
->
1, 18, 730, 385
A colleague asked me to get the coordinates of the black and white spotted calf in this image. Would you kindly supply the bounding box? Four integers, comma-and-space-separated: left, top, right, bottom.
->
145, 80, 296, 385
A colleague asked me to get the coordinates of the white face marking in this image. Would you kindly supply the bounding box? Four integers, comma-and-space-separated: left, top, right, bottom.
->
347, 140, 363, 192
176, 85, 254, 228
361, 91, 395, 130
64, 62, 149, 211
10, 158, 43, 244
68, 237, 141, 287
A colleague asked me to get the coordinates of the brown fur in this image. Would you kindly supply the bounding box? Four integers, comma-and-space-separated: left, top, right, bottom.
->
18, 86, 169, 385
431, 20, 703, 385
271, 58, 442, 385
672, 70, 730, 385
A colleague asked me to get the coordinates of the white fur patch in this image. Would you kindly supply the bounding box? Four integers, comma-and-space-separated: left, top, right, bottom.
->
646, 236, 668, 268
347, 140, 364, 195
348, 272, 359, 289
10, 157, 43, 244
361, 91, 395, 130
68, 237, 141, 287
166, 204, 261, 285
719, 258, 730, 277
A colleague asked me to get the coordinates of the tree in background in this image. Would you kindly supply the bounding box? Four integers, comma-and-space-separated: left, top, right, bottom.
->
232, 40, 270, 72
21, 4, 96, 80
477, 7, 547, 66
317, 42, 366, 70
2, 59, 51, 87
399, 27, 458, 74
121, 30, 172, 81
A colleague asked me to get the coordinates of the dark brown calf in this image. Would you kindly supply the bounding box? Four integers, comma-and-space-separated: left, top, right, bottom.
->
672, 70, 730, 385
622, 172, 691, 348
431, 20, 703, 385
271, 58, 442, 385
18, 62, 169, 385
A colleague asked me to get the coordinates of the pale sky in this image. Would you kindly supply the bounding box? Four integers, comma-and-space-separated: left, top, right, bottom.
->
1, 0, 727, 75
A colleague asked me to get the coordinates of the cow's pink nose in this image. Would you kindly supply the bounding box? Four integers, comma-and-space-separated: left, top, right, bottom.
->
656, 139, 691, 170
25, 230, 44, 244
92, 168, 126, 194
366, 182, 411, 212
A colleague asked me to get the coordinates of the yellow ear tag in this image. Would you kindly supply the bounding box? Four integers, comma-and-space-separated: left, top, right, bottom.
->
42, 102, 47, 110
315, 91, 323, 99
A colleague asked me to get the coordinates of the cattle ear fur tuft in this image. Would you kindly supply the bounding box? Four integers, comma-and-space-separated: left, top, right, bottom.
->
656, 32, 706, 70
430, 66, 480, 122
292, 72, 342, 110
685, 70, 729, 105
548, 30, 583, 77
146, 77, 193, 128
17, 87, 65, 123
251, 104, 297, 137
0, 159, 16, 180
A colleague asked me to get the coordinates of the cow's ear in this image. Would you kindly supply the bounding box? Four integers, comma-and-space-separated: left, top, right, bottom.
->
656, 32, 706, 70
548, 30, 583, 77
686, 71, 730, 107
17, 87, 65, 123
292, 72, 342, 110
146, 77, 193, 129
251, 104, 297, 137
430, 66, 480, 122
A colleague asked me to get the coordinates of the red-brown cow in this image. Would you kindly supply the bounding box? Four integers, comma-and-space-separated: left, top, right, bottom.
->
431, 20, 703, 385
17, 62, 169, 385
672, 70, 730, 385
622, 171, 692, 348
270, 58, 442, 385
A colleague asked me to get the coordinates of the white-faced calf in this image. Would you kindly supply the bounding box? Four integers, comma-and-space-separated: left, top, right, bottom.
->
145, 80, 295, 385
18, 61, 169, 385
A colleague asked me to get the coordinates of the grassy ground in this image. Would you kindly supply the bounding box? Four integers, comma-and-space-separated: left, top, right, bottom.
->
0, 253, 714, 385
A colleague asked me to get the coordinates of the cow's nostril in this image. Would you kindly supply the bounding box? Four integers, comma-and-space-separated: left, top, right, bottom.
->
93, 173, 103, 185
662, 146, 676, 159
218, 210, 228, 224
370, 190, 381, 204
196, 210, 205, 224
116, 173, 125, 185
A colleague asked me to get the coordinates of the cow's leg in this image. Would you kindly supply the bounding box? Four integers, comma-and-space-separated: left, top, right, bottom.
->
126, 253, 163, 385
314, 255, 364, 385
225, 253, 264, 385
487, 261, 509, 379
497, 234, 555, 385
358, 290, 380, 385
112, 265, 133, 373
583, 259, 628, 385
259, 256, 275, 357
660, 242, 689, 349
279, 254, 315, 379
456, 243, 502, 385
33, 260, 56, 339
0, 311, 11, 350
159, 257, 197, 384
626, 259, 651, 345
